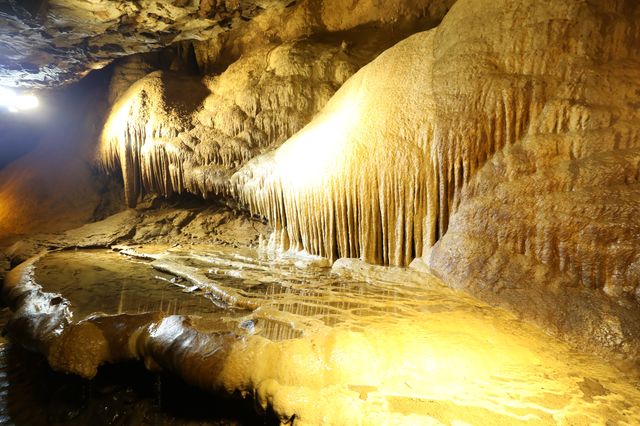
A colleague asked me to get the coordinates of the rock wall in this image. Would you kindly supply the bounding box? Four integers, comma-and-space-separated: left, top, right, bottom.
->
221, 0, 640, 357
427, 0, 640, 300
425, 0, 640, 356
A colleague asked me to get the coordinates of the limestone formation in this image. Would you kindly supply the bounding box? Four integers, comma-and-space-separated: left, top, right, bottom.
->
231, 32, 436, 267
426, 0, 640, 300
226, 0, 640, 357
228, 0, 640, 282
421, 0, 640, 354
99, 41, 363, 206
2, 0, 640, 421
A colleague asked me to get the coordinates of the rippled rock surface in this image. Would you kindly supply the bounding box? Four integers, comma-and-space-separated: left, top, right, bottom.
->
4, 246, 640, 425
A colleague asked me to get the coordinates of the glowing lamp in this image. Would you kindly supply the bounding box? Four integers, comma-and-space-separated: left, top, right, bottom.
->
0, 87, 39, 112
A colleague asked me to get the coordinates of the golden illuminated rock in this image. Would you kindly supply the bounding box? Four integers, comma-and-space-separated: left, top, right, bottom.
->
1, 0, 640, 422
99, 41, 363, 206
226, 0, 640, 357
231, 31, 436, 267
424, 0, 640, 357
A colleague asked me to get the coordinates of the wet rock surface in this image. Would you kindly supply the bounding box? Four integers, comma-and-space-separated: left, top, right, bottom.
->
3, 243, 640, 424
1, 184, 639, 422
0, 199, 269, 268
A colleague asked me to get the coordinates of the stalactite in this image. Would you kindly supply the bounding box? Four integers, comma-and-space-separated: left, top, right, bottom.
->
226, 33, 437, 266
98, 41, 361, 207
99, 0, 640, 307
217, 25, 547, 267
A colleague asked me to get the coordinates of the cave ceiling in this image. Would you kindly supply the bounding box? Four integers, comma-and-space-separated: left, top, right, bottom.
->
0, 0, 289, 88
0, 0, 457, 89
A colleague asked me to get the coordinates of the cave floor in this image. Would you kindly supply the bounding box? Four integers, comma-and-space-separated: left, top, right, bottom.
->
8, 244, 637, 425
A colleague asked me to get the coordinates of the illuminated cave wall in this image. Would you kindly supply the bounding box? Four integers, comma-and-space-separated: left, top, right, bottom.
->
99, 41, 363, 207
425, 0, 640, 302
229, 0, 640, 356
234, 0, 640, 282
97, 0, 640, 305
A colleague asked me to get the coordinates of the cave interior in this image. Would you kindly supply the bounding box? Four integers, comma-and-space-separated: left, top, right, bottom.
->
0, 0, 640, 424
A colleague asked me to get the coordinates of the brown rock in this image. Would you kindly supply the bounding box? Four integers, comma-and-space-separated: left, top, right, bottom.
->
47, 321, 109, 378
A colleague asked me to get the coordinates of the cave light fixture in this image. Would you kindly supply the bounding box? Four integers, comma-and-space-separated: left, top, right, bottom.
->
0, 87, 39, 113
